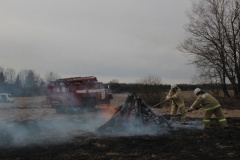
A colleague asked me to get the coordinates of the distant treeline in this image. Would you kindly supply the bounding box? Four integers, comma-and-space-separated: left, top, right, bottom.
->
0, 81, 232, 98
0, 67, 60, 97
108, 83, 230, 94
0, 82, 46, 97
0, 69, 47, 97
108, 83, 232, 105
0, 66, 234, 98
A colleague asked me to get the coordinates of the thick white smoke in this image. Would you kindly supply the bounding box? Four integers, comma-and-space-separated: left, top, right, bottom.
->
0, 102, 203, 148
0, 108, 108, 147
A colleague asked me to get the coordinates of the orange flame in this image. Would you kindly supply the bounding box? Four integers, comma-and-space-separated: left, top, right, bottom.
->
100, 104, 116, 120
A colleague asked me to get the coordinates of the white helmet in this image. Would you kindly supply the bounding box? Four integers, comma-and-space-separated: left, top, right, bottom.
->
171, 84, 177, 89
194, 88, 201, 95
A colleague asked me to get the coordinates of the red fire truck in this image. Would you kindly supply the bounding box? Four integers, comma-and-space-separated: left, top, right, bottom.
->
46, 76, 113, 113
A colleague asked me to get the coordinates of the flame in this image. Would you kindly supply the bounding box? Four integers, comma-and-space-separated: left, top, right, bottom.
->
100, 104, 116, 120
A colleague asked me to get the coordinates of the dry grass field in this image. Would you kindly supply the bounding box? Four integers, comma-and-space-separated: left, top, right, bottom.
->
0, 96, 53, 123
0, 93, 239, 159
0, 92, 239, 125
111, 92, 240, 118
1, 94, 126, 124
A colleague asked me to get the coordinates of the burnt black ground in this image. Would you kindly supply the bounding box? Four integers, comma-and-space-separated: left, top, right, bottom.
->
0, 117, 239, 160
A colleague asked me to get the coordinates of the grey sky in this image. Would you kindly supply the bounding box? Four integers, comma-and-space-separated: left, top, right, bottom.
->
0, 0, 195, 84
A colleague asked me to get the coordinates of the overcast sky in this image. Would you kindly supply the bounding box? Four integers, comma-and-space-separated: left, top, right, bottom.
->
0, 0, 196, 84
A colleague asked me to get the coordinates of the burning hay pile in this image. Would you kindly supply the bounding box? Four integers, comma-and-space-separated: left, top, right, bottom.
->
97, 94, 172, 134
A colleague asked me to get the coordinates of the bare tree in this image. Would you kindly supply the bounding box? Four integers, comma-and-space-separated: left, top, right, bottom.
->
4, 68, 16, 84
0, 66, 5, 84
221, 0, 240, 95
0, 66, 5, 92
179, 0, 240, 97
18, 69, 29, 87
17, 70, 40, 88
44, 71, 61, 84
25, 70, 38, 89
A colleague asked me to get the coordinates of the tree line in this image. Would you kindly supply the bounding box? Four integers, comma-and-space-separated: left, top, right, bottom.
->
108, 75, 229, 106
1, 65, 227, 100
0, 66, 60, 97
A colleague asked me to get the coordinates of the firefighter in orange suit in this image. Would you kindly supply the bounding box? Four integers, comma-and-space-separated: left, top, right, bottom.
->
189, 88, 228, 129
166, 84, 186, 123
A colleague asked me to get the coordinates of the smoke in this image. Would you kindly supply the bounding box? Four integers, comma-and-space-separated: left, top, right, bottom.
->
0, 108, 108, 148
0, 101, 203, 148
96, 117, 203, 137
98, 123, 173, 136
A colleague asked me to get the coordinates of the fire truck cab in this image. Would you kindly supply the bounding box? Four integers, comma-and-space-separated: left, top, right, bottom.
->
46, 76, 113, 113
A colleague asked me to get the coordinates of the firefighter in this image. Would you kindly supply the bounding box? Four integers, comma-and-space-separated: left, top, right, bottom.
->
166, 84, 186, 123
189, 88, 228, 129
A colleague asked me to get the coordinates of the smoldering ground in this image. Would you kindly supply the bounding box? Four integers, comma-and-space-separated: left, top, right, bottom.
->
0, 89, 204, 148
0, 104, 204, 148
5, 103, 237, 160
0, 94, 239, 160
1, 118, 240, 160
96, 114, 204, 137
0, 107, 108, 147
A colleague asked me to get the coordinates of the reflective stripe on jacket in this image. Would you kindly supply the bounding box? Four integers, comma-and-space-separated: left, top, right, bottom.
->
205, 104, 221, 111
219, 118, 227, 123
